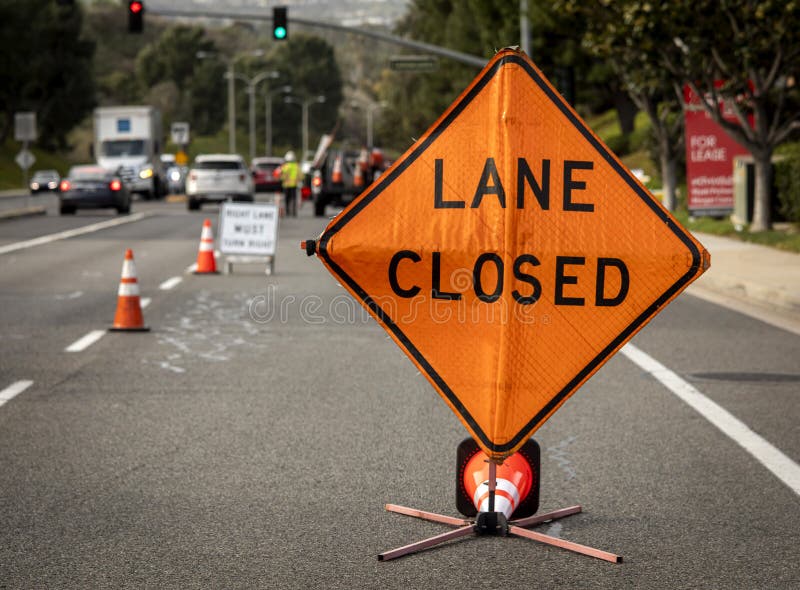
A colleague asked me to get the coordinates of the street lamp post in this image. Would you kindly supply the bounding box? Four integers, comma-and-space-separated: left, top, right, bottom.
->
196, 49, 264, 154
284, 95, 326, 164
239, 70, 280, 162
265, 85, 292, 156
366, 101, 388, 148
351, 100, 388, 148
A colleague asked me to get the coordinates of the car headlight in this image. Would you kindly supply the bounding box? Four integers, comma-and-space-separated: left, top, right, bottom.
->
169, 170, 181, 182
139, 167, 154, 179
30, 182, 40, 190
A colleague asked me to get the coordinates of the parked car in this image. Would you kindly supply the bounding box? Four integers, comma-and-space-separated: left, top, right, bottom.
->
185, 154, 254, 211
250, 156, 284, 193
29, 169, 60, 194
58, 165, 131, 215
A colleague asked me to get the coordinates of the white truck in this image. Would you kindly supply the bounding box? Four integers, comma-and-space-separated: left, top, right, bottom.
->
93, 106, 166, 199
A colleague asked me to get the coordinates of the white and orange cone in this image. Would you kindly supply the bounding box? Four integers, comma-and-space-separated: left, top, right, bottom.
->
464, 452, 534, 519
110, 249, 149, 332
194, 218, 218, 274
456, 438, 539, 520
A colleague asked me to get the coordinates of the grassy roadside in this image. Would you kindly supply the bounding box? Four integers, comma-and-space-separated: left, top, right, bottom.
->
0, 138, 73, 191
673, 209, 800, 253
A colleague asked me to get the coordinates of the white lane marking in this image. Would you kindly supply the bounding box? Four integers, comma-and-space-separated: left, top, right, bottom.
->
159, 276, 182, 290
622, 343, 800, 496
0, 212, 151, 256
0, 380, 34, 408
65, 329, 107, 352
185, 263, 197, 273
140, 297, 152, 309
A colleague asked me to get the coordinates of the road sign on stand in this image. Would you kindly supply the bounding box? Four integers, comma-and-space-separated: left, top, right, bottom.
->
218, 202, 279, 275
14, 112, 37, 142
306, 48, 710, 461
170, 121, 190, 146
15, 149, 35, 171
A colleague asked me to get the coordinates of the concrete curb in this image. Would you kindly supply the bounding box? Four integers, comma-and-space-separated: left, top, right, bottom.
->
691, 231, 800, 318
0, 206, 47, 220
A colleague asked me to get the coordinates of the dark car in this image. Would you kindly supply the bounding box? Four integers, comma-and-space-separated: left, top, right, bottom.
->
58, 165, 131, 215
29, 169, 60, 194
251, 157, 284, 193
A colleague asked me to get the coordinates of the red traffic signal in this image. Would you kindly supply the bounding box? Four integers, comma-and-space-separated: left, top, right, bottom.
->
128, 1, 144, 33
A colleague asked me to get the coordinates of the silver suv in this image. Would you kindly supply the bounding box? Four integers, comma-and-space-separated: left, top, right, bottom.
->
186, 154, 254, 211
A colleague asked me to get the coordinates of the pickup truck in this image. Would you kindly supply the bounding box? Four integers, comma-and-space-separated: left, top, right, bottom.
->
185, 154, 254, 211
310, 148, 387, 216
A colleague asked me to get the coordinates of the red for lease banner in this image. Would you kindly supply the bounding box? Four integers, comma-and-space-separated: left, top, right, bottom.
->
684, 85, 749, 214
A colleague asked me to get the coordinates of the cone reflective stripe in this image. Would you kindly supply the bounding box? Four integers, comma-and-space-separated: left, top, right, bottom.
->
463, 452, 533, 519
194, 218, 218, 274
332, 155, 343, 184
457, 438, 539, 520
111, 249, 149, 331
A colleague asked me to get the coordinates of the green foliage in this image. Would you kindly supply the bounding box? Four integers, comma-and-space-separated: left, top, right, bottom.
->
268, 35, 343, 153
0, 0, 95, 149
774, 142, 800, 224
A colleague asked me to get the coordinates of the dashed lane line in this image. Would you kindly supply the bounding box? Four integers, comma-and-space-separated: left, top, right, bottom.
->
65, 330, 107, 353
0, 380, 33, 408
622, 343, 800, 497
159, 276, 182, 290
0, 212, 152, 256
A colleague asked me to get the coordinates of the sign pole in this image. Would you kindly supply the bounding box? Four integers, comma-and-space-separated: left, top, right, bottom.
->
23, 140, 30, 210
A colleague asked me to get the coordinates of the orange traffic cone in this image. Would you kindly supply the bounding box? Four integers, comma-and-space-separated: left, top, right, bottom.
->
110, 249, 149, 332
194, 219, 218, 274
331, 154, 343, 184
456, 438, 540, 519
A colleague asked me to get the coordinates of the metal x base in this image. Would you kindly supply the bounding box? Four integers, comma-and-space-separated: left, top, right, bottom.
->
378, 504, 622, 563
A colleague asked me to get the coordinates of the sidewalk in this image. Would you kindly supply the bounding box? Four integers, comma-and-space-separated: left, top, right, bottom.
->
688, 231, 800, 328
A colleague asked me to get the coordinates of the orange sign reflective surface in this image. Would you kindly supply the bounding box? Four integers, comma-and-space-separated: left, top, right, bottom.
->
316, 49, 709, 460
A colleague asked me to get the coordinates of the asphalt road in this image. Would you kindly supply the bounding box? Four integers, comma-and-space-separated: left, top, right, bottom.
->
0, 199, 798, 588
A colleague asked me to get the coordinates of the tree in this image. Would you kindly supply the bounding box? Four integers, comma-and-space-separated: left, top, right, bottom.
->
136, 26, 218, 123
269, 35, 343, 155
564, 1, 685, 211
0, 0, 95, 148
660, 0, 800, 231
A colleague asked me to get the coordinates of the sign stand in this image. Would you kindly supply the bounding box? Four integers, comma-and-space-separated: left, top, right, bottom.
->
379, 461, 621, 563
224, 254, 275, 276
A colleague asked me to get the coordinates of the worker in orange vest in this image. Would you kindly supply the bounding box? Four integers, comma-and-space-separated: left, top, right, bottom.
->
281, 150, 300, 217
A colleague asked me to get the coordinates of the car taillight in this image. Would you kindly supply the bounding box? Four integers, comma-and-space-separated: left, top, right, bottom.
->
272, 168, 281, 178
239, 173, 246, 182
59, 180, 71, 192
312, 176, 322, 188
109, 179, 122, 191
190, 172, 197, 181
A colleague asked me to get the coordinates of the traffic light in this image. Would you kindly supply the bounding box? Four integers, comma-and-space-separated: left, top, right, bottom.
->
128, 1, 144, 34
272, 6, 288, 40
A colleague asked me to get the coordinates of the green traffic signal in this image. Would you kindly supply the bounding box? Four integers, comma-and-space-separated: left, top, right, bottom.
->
272, 6, 287, 40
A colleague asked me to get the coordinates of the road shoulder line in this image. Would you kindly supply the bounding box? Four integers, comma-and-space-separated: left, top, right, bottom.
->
622, 343, 800, 497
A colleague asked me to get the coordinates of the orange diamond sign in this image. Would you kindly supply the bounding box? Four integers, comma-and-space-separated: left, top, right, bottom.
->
310, 49, 709, 460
